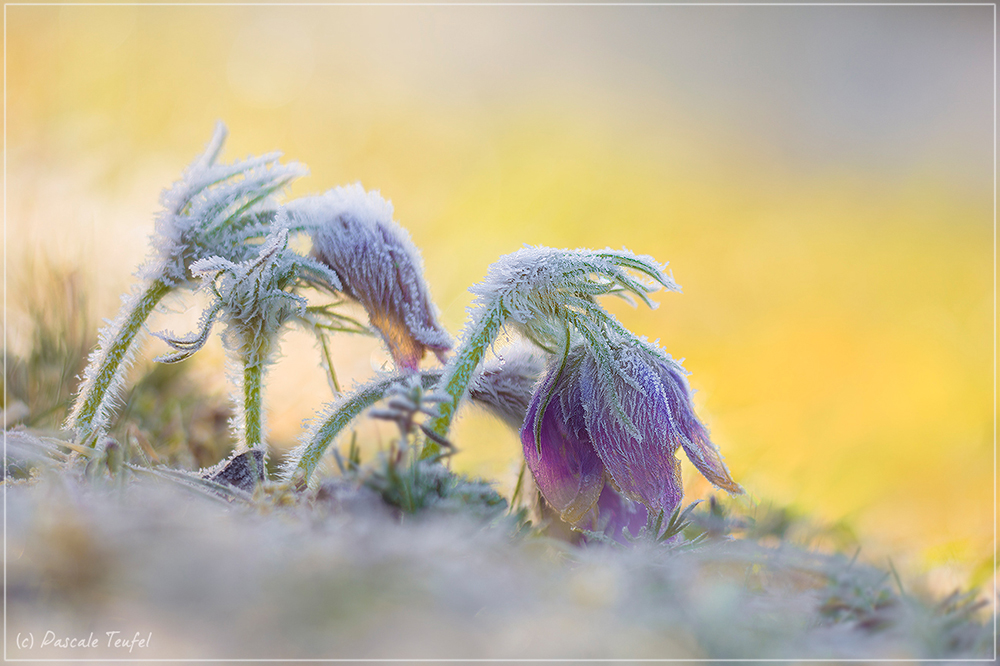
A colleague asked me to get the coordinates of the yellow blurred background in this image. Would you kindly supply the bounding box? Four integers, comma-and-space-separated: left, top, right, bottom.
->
5, 6, 993, 585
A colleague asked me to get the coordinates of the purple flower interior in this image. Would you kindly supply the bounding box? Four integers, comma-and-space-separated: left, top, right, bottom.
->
577, 484, 649, 544
521, 357, 605, 524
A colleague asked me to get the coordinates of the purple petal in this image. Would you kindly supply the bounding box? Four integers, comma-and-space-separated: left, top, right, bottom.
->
578, 347, 685, 515
521, 357, 604, 524
656, 361, 743, 494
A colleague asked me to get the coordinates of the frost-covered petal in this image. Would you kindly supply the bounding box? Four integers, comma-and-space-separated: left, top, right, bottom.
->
577, 343, 685, 515
290, 185, 451, 370
521, 356, 604, 524
578, 339, 741, 513
654, 358, 743, 494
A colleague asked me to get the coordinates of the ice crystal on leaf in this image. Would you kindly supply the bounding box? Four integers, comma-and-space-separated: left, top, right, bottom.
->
287, 184, 451, 371
143, 122, 308, 287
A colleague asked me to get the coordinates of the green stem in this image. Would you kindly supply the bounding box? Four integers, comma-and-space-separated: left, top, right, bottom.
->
71, 278, 172, 445
510, 459, 527, 512
425, 305, 505, 439
242, 360, 265, 485
288, 301, 520, 486
287, 371, 442, 487
290, 376, 397, 487
315, 328, 341, 393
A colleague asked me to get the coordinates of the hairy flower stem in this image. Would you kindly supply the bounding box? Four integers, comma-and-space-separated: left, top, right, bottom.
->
426, 306, 505, 439
71, 278, 172, 446
241, 361, 265, 484
287, 372, 440, 488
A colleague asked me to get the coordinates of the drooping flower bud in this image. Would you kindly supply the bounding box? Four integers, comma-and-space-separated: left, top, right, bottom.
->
288, 185, 451, 371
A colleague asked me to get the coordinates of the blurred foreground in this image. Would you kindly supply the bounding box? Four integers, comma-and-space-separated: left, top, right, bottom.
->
4, 431, 993, 661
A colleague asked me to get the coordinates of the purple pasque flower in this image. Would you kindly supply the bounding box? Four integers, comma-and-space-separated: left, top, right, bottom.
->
521, 340, 741, 534
287, 184, 451, 371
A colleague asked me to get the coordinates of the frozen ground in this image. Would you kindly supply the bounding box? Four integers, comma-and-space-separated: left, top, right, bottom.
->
4, 430, 993, 662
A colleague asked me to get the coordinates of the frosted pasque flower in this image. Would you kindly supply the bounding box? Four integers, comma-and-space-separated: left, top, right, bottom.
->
521, 340, 742, 534
414, 244, 739, 537
286, 185, 451, 371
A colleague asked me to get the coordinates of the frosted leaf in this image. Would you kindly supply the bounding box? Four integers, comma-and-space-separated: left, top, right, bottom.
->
151, 302, 222, 364
140, 122, 307, 286
190, 255, 240, 277
470, 245, 677, 348
176, 227, 307, 368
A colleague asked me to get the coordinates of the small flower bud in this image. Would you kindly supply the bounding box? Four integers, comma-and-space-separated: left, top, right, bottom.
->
290, 185, 451, 371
